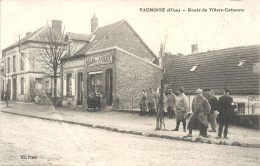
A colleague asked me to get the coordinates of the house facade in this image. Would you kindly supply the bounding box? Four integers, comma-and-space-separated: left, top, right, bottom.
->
62, 15, 163, 110
164, 45, 260, 115
1, 20, 64, 103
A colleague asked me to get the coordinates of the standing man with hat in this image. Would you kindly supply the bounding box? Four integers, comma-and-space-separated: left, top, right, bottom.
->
187, 89, 211, 138
166, 89, 176, 118
216, 89, 236, 139
173, 87, 188, 132
203, 89, 218, 132
139, 90, 148, 116
147, 88, 157, 116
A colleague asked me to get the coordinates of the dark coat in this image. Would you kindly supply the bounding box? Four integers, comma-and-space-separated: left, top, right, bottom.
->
188, 95, 211, 130
217, 95, 236, 124
203, 93, 218, 113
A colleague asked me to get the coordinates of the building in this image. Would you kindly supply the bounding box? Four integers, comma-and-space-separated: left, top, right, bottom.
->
1, 60, 5, 100
164, 45, 260, 115
1, 20, 64, 103
62, 15, 163, 110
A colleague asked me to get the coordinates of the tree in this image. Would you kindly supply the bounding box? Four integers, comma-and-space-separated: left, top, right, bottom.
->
37, 23, 67, 106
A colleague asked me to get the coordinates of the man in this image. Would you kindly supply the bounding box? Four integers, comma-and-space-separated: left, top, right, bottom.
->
147, 88, 157, 116
187, 89, 211, 138
166, 89, 176, 118
216, 89, 236, 139
173, 87, 188, 132
139, 90, 148, 116
203, 89, 218, 132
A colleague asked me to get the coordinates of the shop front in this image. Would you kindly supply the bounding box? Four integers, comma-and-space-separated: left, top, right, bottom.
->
84, 51, 115, 110
62, 47, 163, 111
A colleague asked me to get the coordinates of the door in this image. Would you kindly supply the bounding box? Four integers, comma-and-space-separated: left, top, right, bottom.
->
105, 69, 113, 106
12, 78, 16, 100
77, 73, 83, 105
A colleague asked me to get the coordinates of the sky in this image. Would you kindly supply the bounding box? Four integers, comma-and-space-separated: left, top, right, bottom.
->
1, 0, 260, 56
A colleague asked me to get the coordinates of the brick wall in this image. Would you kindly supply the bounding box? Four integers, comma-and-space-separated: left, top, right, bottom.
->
92, 22, 156, 62
114, 49, 163, 110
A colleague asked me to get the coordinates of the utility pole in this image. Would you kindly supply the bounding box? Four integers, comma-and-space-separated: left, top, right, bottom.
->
156, 80, 165, 130
156, 43, 165, 130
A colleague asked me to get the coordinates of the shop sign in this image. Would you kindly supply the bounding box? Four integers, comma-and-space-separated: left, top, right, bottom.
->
248, 95, 260, 101
85, 54, 113, 66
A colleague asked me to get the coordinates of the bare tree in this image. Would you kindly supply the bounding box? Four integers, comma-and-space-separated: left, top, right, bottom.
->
37, 23, 67, 106
160, 29, 168, 53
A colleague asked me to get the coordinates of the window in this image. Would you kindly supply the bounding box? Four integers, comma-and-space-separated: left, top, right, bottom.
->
237, 60, 246, 67
35, 78, 43, 90
67, 74, 72, 96
13, 56, 16, 72
88, 71, 102, 96
190, 65, 198, 72
21, 53, 25, 70
7, 57, 10, 73
45, 80, 51, 94
237, 103, 245, 114
21, 77, 24, 94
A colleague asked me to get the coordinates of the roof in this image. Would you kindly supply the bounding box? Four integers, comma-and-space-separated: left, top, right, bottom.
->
65, 32, 92, 42
2, 27, 45, 52
73, 19, 125, 56
67, 19, 157, 60
164, 45, 260, 95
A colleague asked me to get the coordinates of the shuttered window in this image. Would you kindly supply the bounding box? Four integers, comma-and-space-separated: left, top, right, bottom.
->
21, 77, 24, 94
67, 74, 72, 96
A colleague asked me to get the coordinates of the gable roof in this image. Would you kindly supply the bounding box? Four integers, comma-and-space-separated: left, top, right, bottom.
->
65, 32, 92, 42
164, 45, 260, 95
67, 19, 157, 60
2, 27, 45, 52
73, 20, 125, 56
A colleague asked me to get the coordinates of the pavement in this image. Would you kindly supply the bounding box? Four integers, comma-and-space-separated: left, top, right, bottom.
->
1, 102, 260, 148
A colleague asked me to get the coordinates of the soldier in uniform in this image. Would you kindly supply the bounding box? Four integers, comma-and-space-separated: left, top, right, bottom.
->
187, 89, 211, 138
216, 89, 236, 139
147, 88, 157, 116
173, 87, 188, 132
203, 89, 218, 133
166, 89, 176, 118
139, 90, 148, 116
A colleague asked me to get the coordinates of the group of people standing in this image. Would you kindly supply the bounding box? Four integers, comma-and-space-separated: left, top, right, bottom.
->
139, 87, 237, 139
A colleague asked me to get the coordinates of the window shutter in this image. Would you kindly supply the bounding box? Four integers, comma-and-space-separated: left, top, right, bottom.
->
63, 75, 67, 96
72, 73, 76, 96
24, 78, 26, 94
18, 78, 20, 94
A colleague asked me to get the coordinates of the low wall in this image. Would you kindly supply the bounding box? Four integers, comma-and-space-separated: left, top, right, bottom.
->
233, 115, 260, 129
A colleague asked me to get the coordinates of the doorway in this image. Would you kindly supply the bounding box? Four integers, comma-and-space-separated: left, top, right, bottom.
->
77, 72, 83, 105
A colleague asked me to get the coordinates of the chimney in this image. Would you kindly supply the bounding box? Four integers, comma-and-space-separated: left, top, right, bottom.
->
26, 32, 31, 37
91, 14, 98, 33
52, 20, 62, 33
191, 44, 198, 54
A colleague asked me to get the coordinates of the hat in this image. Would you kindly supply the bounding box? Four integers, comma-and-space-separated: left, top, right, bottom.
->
196, 89, 203, 94
224, 89, 230, 93
203, 88, 211, 92
178, 87, 184, 93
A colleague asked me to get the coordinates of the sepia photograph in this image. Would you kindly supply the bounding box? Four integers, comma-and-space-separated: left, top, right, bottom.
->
0, 0, 260, 165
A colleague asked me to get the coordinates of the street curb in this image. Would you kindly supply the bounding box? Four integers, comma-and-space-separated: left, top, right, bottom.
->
1, 110, 260, 149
